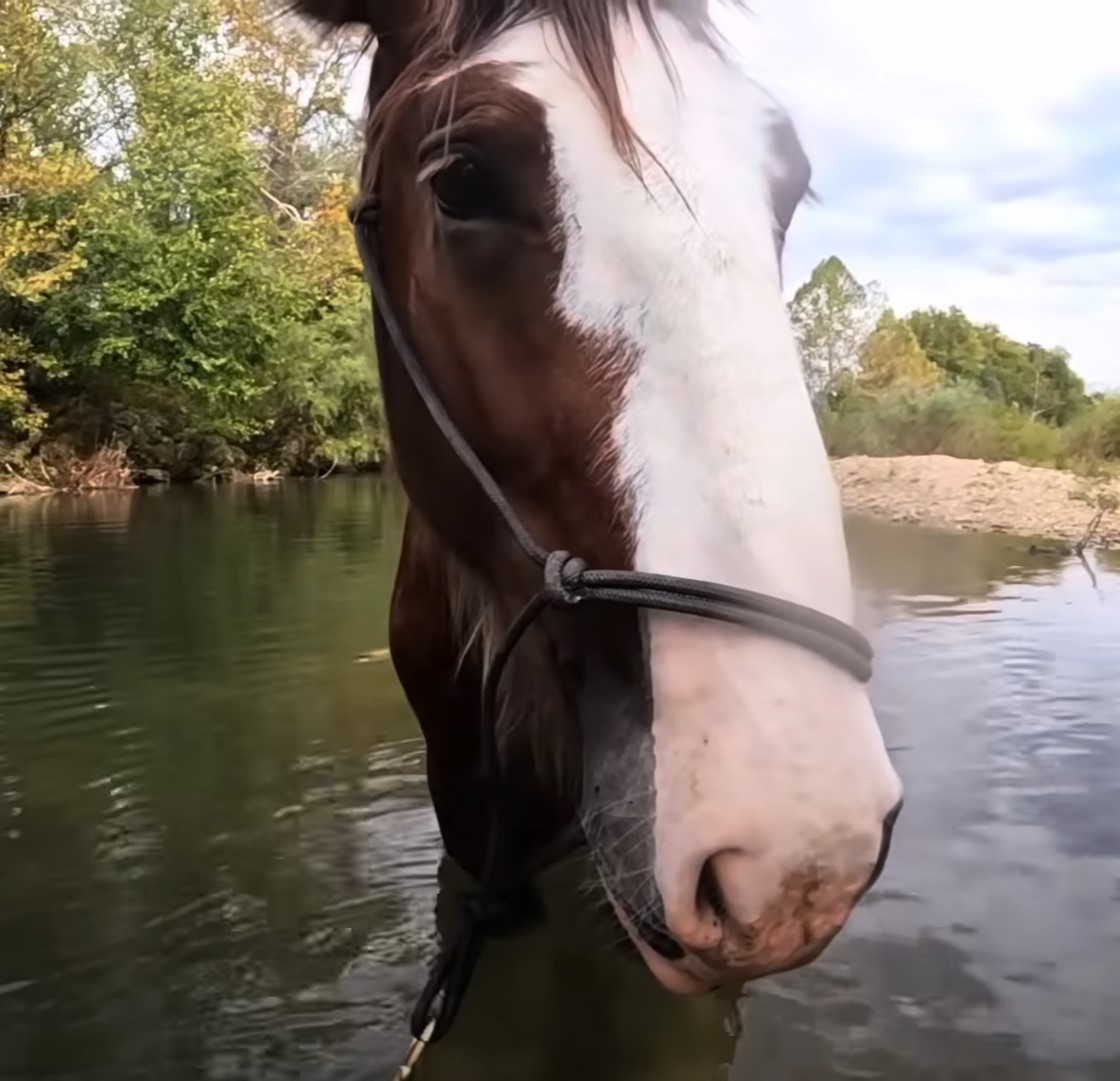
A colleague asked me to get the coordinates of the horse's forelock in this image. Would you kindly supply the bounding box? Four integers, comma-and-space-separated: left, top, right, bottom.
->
359, 0, 728, 179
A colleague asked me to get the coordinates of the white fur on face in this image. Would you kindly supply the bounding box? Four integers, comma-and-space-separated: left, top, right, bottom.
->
480, 3, 902, 947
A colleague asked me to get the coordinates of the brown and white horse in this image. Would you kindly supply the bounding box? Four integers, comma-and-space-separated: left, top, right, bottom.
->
293, 0, 903, 995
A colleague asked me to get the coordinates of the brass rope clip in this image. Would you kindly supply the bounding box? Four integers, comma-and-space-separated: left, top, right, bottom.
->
393, 1017, 436, 1080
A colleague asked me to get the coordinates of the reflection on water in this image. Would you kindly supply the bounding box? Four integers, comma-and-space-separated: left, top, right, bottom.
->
1, 483, 1118, 1080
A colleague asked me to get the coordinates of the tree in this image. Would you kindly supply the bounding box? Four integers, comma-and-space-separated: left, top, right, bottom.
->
1024, 344, 1085, 425
788, 256, 884, 399
1, 0, 102, 442
38, 28, 287, 434
1, 0, 384, 475
907, 310, 1086, 424
857, 310, 942, 394
0, 140, 99, 439
0, 0, 94, 162
905, 307, 986, 381
220, 0, 363, 214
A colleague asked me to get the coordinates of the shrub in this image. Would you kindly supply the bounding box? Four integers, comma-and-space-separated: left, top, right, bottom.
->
818, 383, 1063, 464
1063, 396, 1120, 462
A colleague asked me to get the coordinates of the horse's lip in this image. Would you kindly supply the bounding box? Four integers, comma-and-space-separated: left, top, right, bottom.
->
637, 937, 721, 995
634, 914, 685, 961
601, 884, 723, 994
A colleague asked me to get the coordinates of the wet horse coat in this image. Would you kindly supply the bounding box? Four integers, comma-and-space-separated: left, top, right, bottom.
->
293, 0, 903, 996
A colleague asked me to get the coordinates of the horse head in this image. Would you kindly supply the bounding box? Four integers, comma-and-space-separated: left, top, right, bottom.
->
291, 0, 903, 995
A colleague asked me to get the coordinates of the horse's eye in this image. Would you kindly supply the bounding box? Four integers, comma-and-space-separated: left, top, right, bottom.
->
429, 155, 502, 221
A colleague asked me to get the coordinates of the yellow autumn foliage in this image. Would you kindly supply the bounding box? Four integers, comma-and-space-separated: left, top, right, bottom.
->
294, 177, 363, 299
1, 131, 99, 436
857, 311, 943, 394
0, 136, 98, 301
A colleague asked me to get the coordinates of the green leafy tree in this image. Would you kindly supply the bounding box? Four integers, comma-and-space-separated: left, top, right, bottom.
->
0, 0, 94, 161
905, 307, 986, 381
60, 56, 283, 420
2, 0, 383, 477
906, 312, 1086, 424
1, 0, 103, 442
857, 310, 942, 394
1025, 345, 1085, 425
788, 256, 884, 399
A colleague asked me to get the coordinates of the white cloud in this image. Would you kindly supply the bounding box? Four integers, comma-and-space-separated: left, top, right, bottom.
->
731, 0, 1120, 389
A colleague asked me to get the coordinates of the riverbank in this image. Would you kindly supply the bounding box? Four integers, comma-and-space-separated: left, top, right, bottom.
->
0, 443, 384, 497
833, 455, 1120, 548
5, 448, 1119, 550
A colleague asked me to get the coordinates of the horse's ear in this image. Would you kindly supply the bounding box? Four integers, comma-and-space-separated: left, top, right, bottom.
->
765, 105, 813, 263
284, 0, 423, 45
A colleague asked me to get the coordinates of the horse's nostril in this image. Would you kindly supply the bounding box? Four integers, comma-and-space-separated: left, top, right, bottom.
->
696, 855, 730, 923
884, 795, 904, 838
867, 796, 904, 892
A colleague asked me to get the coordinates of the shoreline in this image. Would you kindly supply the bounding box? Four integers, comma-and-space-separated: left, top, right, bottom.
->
832, 454, 1120, 549
0, 462, 386, 499
5, 454, 1120, 550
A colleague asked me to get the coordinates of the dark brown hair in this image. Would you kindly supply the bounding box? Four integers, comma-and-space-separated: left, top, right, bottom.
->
427, 0, 676, 167
289, 0, 727, 177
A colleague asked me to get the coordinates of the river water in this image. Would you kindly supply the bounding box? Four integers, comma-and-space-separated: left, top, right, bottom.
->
1, 478, 1118, 1081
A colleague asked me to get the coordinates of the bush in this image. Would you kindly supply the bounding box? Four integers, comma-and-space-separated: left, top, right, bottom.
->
818, 383, 1063, 464
1062, 396, 1120, 461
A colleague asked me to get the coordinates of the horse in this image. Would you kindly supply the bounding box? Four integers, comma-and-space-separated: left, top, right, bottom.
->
291, 0, 903, 1013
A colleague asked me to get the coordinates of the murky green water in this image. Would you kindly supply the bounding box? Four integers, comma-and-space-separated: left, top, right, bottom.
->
2, 479, 1119, 1081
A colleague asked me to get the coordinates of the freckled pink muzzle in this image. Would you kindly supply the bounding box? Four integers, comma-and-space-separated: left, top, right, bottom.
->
606, 797, 903, 993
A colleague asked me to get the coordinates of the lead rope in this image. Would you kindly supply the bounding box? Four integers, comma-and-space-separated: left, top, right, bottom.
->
349, 194, 875, 1078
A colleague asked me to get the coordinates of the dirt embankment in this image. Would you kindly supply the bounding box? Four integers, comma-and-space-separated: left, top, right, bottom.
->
832, 455, 1120, 549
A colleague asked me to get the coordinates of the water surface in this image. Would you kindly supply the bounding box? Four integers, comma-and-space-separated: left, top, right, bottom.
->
1, 480, 1118, 1080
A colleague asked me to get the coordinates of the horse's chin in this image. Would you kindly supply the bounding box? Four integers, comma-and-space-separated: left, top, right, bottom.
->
601, 882, 722, 996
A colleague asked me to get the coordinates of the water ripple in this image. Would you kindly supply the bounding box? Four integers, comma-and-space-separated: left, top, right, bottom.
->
2, 490, 1119, 1081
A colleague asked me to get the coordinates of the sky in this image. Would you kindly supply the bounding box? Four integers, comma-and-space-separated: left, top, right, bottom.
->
732, 0, 1120, 391
340, 0, 1120, 391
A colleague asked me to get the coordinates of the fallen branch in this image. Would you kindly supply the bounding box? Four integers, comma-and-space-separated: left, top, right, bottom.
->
1075, 508, 1105, 556
1077, 549, 1100, 593
3, 445, 134, 494
2, 463, 53, 495
258, 186, 307, 224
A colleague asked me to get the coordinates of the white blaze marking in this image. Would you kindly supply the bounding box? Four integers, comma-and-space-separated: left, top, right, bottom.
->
481, 3, 901, 942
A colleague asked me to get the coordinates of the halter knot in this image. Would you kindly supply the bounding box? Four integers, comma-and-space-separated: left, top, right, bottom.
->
542, 550, 587, 604
458, 880, 544, 936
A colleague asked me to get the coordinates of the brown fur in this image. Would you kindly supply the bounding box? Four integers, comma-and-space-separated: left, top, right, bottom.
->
389, 509, 579, 877
441, 538, 576, 790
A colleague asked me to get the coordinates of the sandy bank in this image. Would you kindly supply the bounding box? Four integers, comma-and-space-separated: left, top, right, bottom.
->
832, 455, 1120, 549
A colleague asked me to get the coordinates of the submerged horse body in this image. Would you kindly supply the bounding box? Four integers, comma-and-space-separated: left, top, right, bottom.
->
293, 0, 903, 995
